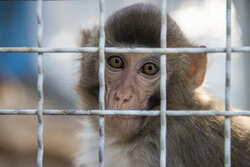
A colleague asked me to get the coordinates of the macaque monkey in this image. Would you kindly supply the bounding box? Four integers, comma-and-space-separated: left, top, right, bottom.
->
76, 3, 250, 167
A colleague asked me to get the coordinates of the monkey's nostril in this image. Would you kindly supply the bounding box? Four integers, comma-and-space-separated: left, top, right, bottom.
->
114, 96, 120, 101
124, 96, 132, 102
113, 92, 120, 101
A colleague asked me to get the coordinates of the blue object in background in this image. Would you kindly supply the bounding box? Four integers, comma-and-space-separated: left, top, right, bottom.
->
0, 2, 37, 81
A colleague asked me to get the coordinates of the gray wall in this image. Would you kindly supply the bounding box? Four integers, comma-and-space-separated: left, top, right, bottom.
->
233, 0, 250, 109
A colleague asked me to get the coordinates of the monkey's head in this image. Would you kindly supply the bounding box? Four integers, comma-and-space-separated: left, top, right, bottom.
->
78, 3, 207, 138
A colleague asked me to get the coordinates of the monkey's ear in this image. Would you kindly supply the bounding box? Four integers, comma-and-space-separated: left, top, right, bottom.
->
80, 27, 99, 46
189, 46, 207, 88
81, 29, 92, 46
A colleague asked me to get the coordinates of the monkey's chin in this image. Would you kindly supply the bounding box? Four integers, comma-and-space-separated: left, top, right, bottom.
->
105, 116, 144, 137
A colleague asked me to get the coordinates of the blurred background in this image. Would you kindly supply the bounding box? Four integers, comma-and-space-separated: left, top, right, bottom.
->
0, 0, 249, 166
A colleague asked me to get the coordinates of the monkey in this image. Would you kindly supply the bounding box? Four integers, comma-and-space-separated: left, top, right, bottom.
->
75, 3, 250, 167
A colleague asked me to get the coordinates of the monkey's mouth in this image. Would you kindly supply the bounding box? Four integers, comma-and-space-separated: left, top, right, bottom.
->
105, 115, 145, 134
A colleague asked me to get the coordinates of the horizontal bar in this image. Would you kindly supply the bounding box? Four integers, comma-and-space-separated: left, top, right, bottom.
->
0, 0, 78, 1
0, 109, 249, 116
0, 47, 250, 54
231, 47, 250, 52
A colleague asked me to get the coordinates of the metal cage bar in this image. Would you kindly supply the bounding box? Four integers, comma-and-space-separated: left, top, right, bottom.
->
36, 0, 44, 167
160, 0, 167, 167
98, 0, 105, 166
0, 110, 250, 116
1, 46, 250, 54
225, 0, 232, 166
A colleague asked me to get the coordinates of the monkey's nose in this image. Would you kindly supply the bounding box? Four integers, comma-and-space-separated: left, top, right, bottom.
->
114, 92, 133, 103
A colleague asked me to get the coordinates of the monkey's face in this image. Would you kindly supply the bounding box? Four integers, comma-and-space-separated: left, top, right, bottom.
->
78, 3, 208, 140
104, 53, 160, 135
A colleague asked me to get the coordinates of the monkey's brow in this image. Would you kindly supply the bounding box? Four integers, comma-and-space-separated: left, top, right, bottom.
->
149, 54, 161, 58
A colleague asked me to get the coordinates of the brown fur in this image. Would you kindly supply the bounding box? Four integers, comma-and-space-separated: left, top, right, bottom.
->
76, 3, 250, 167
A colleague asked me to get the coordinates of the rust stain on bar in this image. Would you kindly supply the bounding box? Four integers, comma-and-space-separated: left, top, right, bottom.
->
24, 47, 34, 52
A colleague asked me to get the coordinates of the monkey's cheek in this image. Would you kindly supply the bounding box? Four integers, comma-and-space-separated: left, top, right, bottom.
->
105, 116, 142, 135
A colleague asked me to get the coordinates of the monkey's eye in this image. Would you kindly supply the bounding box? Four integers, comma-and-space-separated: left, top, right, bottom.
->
141, 63, 159, 75
107, 56, 124, 69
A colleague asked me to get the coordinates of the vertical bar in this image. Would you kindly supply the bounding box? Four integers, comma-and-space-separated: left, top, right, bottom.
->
225, 0, 232, 167
160, 0, 167, 167
98, 0, 105, 167
36, 0, 44, 167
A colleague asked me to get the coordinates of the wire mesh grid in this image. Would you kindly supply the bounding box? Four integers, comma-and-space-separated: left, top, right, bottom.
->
0, 0, 250, 167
